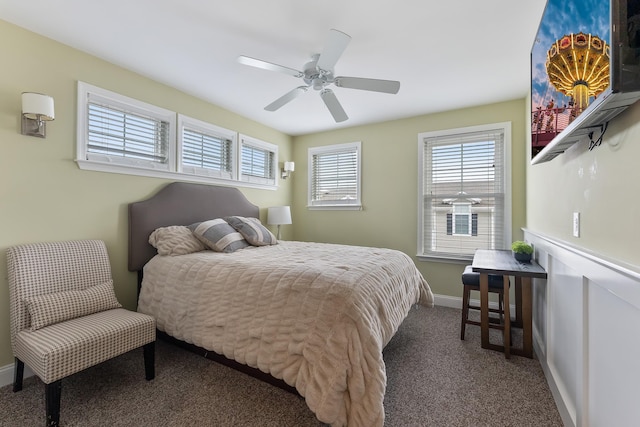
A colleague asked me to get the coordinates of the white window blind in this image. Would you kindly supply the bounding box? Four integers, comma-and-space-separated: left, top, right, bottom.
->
87, 103, 170, 166
182, 129, 232, 172
239, 135, 277, 186
418, 123, 511, 260
308, 142, 361, 208
178, 115, 235, 180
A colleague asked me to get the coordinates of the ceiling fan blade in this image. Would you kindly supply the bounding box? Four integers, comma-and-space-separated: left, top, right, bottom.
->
320, 89, 348, 122
334, 76, 401, 94
264, 86, 308, 111
238, 55, 303, 78
316, 29, 351, 72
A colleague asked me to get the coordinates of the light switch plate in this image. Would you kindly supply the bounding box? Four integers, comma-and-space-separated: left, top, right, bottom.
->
573, 212, 580, 237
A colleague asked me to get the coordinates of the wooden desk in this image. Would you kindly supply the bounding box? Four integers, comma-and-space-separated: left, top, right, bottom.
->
472, 249, 547, 358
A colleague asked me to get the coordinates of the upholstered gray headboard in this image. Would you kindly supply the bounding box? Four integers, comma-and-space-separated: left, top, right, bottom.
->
128, 182, 259, 272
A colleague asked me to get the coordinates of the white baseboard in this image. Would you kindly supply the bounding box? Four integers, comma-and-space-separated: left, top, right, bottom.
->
0, 361, 33, 389
433, 292, 516, 313
433, 293, 461, 308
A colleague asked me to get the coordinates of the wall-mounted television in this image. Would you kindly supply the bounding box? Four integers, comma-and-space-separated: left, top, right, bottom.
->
531, 0, 640, 164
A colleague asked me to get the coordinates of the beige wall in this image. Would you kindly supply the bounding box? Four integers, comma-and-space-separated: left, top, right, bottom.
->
291, 99, 528, 299
527, 99, 640, 267
1, 18, 540, 371
0, 20, 293, 367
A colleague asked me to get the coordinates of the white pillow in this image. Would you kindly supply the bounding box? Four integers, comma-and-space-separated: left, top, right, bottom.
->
149, 225, 207, 256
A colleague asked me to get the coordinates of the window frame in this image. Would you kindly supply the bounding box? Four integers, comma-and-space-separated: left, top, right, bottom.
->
307, 141, 362, 210
76, 81, 176, 174
75, 82, 278, 190
238, 134, 278, 188
177, 114, 237, 181
417, 122, 512, 262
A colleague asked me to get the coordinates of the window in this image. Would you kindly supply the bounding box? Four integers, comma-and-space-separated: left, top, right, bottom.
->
239, 134, 278, 186
418, 123, 511, 261
448, 203, 478, 236
178, 115, 236, 180
76, 82, 278, 190
308, 141, 361, 210
77, 82, 176, 172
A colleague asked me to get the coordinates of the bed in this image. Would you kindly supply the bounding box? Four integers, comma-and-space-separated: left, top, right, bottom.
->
128, 182, 434, 427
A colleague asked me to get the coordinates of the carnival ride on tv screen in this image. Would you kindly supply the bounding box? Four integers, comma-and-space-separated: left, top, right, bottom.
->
531, 0, 611, 158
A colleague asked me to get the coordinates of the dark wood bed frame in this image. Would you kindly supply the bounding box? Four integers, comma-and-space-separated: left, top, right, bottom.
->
128, 182, 297, 395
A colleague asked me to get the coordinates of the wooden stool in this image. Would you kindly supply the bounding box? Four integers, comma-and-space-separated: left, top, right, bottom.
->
460, 265, 508, 340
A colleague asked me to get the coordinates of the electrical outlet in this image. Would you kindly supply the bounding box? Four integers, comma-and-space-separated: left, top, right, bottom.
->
573, 212, 580, 237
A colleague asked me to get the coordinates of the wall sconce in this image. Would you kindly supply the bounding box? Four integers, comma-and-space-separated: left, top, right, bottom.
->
267, 206, 292, 240
21, 92, 55, 138
281, 161, 295, 179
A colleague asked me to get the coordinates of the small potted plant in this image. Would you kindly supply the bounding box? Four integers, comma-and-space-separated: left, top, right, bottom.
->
511, 240, 533, 263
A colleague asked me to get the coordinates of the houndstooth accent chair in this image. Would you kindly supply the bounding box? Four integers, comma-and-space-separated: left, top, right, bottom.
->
7, 240, 156, 427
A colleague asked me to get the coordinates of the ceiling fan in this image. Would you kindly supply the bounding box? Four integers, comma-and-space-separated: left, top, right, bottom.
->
237, 29, 401, 123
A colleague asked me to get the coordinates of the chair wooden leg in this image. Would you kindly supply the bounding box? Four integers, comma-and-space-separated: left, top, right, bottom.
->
45, 380, 61, 427
500, 293, 511, 347
13, 358, 24, 392
502, 276, 511, 359
460, 285, 470, 340
144, 342, 155, 380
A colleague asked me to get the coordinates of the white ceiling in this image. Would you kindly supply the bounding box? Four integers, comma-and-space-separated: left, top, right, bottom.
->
1, 0, 547, 136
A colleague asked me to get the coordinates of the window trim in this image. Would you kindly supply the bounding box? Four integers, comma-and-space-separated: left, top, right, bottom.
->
75, 81, 278, 190
307, 141, 362, 211
417, 122, 512, 262
238, 134, 278, 188
76, 81, 176, 173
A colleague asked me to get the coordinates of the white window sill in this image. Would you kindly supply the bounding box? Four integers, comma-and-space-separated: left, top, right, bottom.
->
307, 205, 362, 211
76, 159, 277, 191
416, 254, 473, 264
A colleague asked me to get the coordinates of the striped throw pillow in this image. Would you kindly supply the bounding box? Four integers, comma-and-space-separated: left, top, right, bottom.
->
188, 219, 250, 253
224, 216, 277, 246
24, 280, 122, 331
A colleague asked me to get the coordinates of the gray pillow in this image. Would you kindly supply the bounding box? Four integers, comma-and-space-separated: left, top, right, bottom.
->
188, 219, 250, 253
224, 216, 277, 246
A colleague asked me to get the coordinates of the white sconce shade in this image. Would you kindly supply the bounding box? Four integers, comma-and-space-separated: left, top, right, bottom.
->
281, 161, 295, 179
21, 92, 55, 138
284, 161, 295, 172
22, 93, 55, 120
267, 206, 292, 239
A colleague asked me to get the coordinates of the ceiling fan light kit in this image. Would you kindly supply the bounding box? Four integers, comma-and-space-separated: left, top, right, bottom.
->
238, 29, 401, 123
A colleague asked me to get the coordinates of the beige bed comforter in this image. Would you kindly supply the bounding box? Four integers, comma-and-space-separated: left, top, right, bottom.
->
137, 241, 433, 427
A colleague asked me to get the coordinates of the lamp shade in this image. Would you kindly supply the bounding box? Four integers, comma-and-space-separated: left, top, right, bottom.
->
267, 206, 292, 225
283, 161, 295, 172
22, 92, 55, 121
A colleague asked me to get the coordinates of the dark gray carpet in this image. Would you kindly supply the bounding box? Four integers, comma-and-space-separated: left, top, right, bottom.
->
0, 306, 562, 426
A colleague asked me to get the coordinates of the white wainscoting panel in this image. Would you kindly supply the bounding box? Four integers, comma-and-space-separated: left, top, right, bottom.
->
547, 257, 582, 425
587, 280, 640, 426
524, 229, 640, 427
